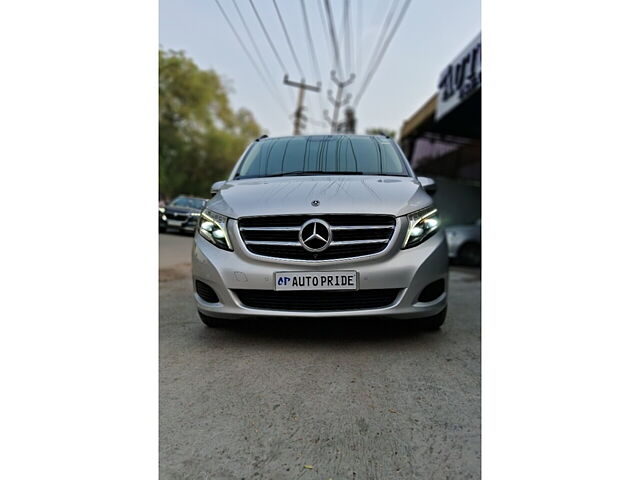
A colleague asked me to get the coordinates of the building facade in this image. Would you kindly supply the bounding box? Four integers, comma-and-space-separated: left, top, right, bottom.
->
399, 33, 481, 227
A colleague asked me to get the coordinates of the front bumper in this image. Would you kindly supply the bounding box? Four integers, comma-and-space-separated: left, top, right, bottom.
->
192, 218, 448, 319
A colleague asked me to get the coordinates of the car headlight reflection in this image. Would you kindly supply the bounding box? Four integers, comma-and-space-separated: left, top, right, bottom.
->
403, 206, 440, 249
198, 209, 232, 251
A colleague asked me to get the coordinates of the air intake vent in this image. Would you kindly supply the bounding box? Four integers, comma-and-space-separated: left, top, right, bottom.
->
195, 280, 219, 303
418, 279, 445, 303
233, 289, 401, 311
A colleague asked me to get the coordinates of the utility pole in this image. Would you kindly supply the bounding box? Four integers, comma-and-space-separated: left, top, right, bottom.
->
325, 71, 355, 133
283, 75, 321, 135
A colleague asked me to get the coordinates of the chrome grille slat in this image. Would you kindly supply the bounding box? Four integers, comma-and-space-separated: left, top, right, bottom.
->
245, 240, 302, 246
241, 225, 393, 232
330, 239, 388, 246
240, 226, 301, 231
243, 239, 389, 247
330, 225, 394, 231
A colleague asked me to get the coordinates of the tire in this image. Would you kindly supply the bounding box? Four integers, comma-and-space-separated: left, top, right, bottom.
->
159, 226, 166, 233
423, 306, 447, 331
198, 311, 224, 328
458, 242, 481, 267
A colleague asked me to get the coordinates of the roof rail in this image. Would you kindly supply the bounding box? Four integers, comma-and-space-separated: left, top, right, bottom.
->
255, 134, 268, 142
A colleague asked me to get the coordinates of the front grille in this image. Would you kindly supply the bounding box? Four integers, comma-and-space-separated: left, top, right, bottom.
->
238, 214, 396, 260
233, 289, 401, 311
166, 211, 188, 221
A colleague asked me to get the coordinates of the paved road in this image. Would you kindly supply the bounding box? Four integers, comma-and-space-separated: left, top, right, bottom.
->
159, 232, 193, 268
159, 232, 481, 480
159, 233, 193, 281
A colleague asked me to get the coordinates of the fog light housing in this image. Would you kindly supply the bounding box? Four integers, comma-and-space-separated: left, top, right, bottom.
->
418, 279, 445, 303
195, 280, 219, 303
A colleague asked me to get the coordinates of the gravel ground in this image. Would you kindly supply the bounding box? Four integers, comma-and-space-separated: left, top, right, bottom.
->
159, 234, 480, 480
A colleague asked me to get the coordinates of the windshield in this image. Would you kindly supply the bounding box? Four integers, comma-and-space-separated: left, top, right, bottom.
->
170, 197, 205, 209
234, 135, 411, 179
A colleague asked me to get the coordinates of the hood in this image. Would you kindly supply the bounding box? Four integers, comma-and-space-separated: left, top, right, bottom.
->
206, 175, 432, 218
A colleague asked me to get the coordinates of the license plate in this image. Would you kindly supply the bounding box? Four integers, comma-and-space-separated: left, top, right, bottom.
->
167, 219, 182, 227
275, 271, 358, 291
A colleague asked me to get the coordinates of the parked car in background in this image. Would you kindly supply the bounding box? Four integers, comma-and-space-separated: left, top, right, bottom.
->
159, 196, 206, 234
445, 220, 481, 266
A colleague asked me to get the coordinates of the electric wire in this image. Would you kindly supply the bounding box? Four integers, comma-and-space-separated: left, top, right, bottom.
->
316, 0, 333, 72
300, 0, 327, 130
300, 0, 322, 82
361, 0, 401, 87
354, 0, 413, 107
230, 0, 292, 106
356, 0, 386, 77
272, 0, 306, 80
323, 0, 344, 78
343, 0, 352, 75
247, 0, 289, 76
212, 0, 290, 116
355, 0, 363, 74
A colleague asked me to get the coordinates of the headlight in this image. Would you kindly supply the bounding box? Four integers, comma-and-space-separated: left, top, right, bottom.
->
159, 207, 165, 213
402, 206, 440, 249
198, 209, 232, 251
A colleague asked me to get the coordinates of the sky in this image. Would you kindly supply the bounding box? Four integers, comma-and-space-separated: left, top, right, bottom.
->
159, 0, 480, 137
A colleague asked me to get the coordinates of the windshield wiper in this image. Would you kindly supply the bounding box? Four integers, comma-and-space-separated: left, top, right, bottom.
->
261, 170, 364, 178
235, 170, 367, 179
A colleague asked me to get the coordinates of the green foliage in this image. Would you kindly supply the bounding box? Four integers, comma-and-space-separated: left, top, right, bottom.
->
159, 49, 262, 198
365, 127, 396, 140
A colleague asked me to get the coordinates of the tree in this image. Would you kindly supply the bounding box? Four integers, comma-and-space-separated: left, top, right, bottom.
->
159, 49, 262, 198
365, 127, 396, 139
338, 108, 356, 133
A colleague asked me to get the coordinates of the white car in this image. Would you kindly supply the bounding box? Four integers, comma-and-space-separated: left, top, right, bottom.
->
446, 220, 481, 266
192, 134, 449, 330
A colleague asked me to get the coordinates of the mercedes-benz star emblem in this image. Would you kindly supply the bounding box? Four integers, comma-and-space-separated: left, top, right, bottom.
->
299, 219, 332, 252
311, 200, 320, 207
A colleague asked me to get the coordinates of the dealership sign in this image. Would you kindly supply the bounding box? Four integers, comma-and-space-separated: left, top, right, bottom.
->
435, 33, 481, 121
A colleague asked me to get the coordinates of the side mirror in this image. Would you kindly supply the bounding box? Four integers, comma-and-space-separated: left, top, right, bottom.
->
417, 176, 437, 195
210, 181, 226, 197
